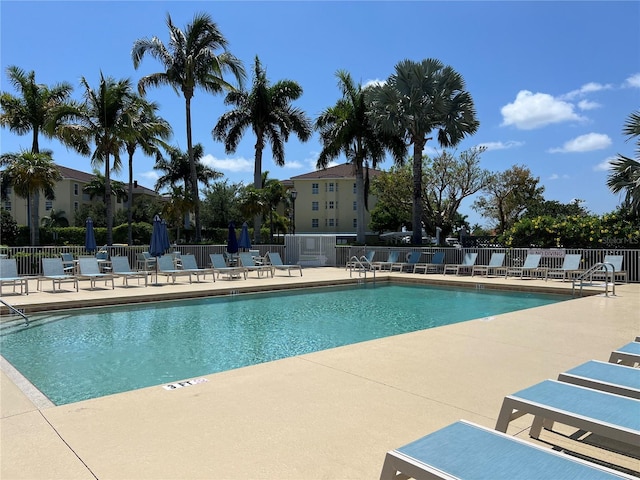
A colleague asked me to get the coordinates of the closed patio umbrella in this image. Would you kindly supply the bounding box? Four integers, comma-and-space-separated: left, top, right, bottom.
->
227, 222, 239, 263
85, 217, 97, 253
238, 222, 251, 251
149, 215, 166, 285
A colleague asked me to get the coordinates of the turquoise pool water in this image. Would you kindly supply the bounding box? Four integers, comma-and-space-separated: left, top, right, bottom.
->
1, 284, 568, 405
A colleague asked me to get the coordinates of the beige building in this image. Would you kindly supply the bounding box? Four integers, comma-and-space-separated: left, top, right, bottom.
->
2, 164, 158, 227
286, 163, 381, 236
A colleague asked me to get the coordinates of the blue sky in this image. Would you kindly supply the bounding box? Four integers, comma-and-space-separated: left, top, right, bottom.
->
1, 1, 639, 228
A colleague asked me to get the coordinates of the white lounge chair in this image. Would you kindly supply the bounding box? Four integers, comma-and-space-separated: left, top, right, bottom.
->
77, 257, 115, 290
495, 379, 640, 448
38, 257, 78, 292
180, 254, 213, 282
265, 252, 302, 277
209, 253, 247, 280
558, 360, 640, 399
238, 252, 273, 278
412, 251, 444, 274
157, 254, 192, 284
593, 255, 628, 284
547, 254, 583, 281
471, 252, 506, 277
380, 420, 635, 480
609, 341, 640, 367
443, 252, 478, 275
504, 253, 547, 279
371, 251, 400, 271
346, 250, 376, 272
111, 256, 149, 287
0, 258, 29, 295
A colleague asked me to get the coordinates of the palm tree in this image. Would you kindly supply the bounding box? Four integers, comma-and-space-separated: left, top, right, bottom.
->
83, 171, 128, 203
155, 144, 221, 231
607, 110, 640, 216
41, 208, 69, 227
213, 56, 312, 243
0, 66, 74, 244
51, 73, 135, 245
132, 12, 246, 243
262, 173, 287, 242
316, 70, 406, 243
370, 59, 479, 244
122, 95, 172, 245
0, 150, 62, 244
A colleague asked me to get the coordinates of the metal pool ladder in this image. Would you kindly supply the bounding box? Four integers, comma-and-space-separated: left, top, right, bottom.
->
571, 262, 616, 297
0, 299, 30, 326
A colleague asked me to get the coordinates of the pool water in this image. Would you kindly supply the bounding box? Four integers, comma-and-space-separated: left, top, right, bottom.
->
0, 284, 568, 405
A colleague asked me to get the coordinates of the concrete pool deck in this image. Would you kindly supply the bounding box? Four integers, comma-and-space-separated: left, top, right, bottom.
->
1, 268, 639, 479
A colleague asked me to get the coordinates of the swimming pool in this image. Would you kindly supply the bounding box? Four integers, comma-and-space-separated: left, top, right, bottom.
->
1, 284, 568, 405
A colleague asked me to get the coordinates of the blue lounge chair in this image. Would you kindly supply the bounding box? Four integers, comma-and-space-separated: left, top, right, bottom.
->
180, 254, 213, 282
77, 257, 114, 290
265, 252, 302, 277
558, 360, 640, 399
38, 257, 78, 292
371, 251, 400, 271
238, 252, 273, 278
157, 254, 192, 284
60, 252, 76, 273
495, 379, 640, 448
209, 253, 247, 280
505, 253, 547, 279
0, 258, 29, 295
547, 254, 583, 281
609, 341, 640, 367
412, 251, 444, 274
472, 252, 506, 277
111, 256, 149, 287
593, 255, 628, 284
380, 420, 635, 480
443, 252, 478, 275
136, 252, 157, 271
346, 250, 375, 271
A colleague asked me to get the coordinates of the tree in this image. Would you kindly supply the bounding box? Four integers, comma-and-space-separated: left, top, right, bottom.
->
83, 171, 128, 203
369, 164, 413, 233
370, 58, 479, 244
0, 66, 74, 244
607, 110, 640, 216
213, 56, 311, 243
51, 73, 135, 245
472, 165, 544, 233
0, 150, 62, 245
0, 209, 19, 245
524, 199, 589, 219
41, 208, 69, 227
201, 179, 243, 229
133, 12, 246, 243
315, 70, 406, 243
262, 174, 287, 242
122, 95, 172, 245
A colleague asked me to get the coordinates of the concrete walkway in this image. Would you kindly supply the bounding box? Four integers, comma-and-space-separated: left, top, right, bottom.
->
1, 268, 638, 479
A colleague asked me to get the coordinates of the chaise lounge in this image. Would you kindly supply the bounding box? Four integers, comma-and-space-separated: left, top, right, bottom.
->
111, 255, 149, 287
558, 360, 640, 399
0, 258, 29, 295
471, 252, 506, 277
442, 252, 477, 275
609, 341, 640, 367
265, 252, 302, 277
38, 257, 78, 292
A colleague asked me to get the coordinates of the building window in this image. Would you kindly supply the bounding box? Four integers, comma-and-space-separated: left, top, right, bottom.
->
328, 218, 335, 227
312, 201, 319, 211
74, 183, 79, 195
312, 183, 319, 194
328, 201, 334, 209
4, 186, 11, 195
74, 201, 79, 211
45, 200, 53, 211
328, 182, 334, 192
311, 218, 319, 228
353, 183, 356, 194
4, 201, 11, 211
353, 201, 357, 211
353, 218, 357, 228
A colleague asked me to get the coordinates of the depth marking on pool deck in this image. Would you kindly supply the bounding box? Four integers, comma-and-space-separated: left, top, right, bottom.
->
163, 378, 208, 390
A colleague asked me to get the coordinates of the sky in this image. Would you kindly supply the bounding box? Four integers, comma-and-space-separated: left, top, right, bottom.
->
1, 1, 639, 228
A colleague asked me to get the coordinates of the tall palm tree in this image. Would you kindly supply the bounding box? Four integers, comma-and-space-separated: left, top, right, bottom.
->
370, 59, 479, 244
51, 73, 135, 245
155, 144, 222, 230
83, 171, 128, 203
607, 110, 640, 216
316, 70, 406, 243
0, 66, 74, 244
0, 150, 62, 244
213, 56, 312, 243
122, 95, 172, 245
132, 12, 246, 243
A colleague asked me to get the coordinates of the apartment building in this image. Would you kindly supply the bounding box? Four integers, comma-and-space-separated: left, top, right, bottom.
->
286, 163, 381, 235
2, 164, 158, 227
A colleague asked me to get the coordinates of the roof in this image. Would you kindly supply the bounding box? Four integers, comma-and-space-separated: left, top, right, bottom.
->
57, 164, 156, 194
289, 163, 383, 180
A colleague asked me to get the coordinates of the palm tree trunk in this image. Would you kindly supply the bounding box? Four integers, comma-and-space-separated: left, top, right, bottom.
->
355, 160, 366, 244
253, 137, 264, 244
127, 151, 134, 246
30, 192, 40, 246
105, 155, 113, 246
186, 96, 201, 243
412, 142, 424, 245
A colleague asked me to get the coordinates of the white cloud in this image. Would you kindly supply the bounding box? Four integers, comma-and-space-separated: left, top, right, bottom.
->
476, 140, 524, 151
201, 154, 253, 173
593, 156, 617, 171
500, 90, 584, 130
623, 73, 640, 88
139, 170, 159, 182
363, 78, 385, 88
549, 133, 612, 153
548, 173, 569, 180
577, 99, 600, 111
562, 82, 613, 100
283, 160, 304, 169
